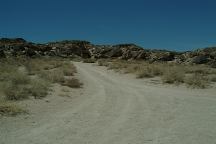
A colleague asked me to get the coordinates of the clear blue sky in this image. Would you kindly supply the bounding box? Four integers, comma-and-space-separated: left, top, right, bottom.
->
0, 0, 215, 51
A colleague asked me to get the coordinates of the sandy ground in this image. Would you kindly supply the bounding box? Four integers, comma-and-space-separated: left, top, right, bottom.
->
1, 62, 216, 144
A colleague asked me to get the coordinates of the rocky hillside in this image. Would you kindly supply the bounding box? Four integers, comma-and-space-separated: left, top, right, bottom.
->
0, 38, 215, 67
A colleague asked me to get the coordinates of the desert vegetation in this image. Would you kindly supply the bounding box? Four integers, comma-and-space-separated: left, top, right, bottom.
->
97, 59, 216, 88
82, 58, 97, 63
0, 57, 81, 116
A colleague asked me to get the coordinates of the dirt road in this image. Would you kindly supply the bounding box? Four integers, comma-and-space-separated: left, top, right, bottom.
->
1, 62, 216, 144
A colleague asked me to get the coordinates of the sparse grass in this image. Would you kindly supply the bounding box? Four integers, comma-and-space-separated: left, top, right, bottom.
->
162, 67, 185, 84
136, 67, 154, 78
107, 60, 129, 70
0, 101, 25, 116
3, 83, 30, 100
136, 64, 164, 78
0, 57, 81, 116
102, 59, 215, 88
185, 73, 209, 89
28, 78, 50, 99
2, 71, 31, 100
184, 64, 216, 75
0, 63, 17, 81
10, 72, 30, 85
24, 58, 63, 75
39, 70, 65, 84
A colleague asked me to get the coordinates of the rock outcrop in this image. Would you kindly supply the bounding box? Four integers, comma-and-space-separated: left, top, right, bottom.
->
0, 38, 215, 66
48, 40, 91, 58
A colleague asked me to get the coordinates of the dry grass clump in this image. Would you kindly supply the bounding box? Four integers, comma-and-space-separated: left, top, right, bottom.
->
9, 72, 30, 85
62, 78, 83, 88
100, 59, 216, 88
0, 60, 31, 100
39, 70, 65, 84
3, 84, 30, 100
3, 76, 50, 100
42, 70, 83, 88
1, 58, 73, 101
136, 64, 164, 78
25, 58, 63, 75
2, 71, 31, 100
162, 67, 185, 84
0, 101, 25, 116
185, 65, 211, 75
0, 57, 81, 117
185, 73, 209, 89
28, 78, 50, 99
107, 60, 129, 71
136, 66, 154, 78
39, 65, 81, 88
97, 59, 110, 66
0, 63, 17, 81
107, 60, 164, 77
83, 58, 96, 63
61, 62, 77, 76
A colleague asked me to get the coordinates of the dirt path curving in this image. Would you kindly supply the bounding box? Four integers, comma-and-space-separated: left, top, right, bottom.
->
1, 62, 216, 144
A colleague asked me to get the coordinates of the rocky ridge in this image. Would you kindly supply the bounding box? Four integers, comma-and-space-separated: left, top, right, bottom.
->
0, 38, 215, 67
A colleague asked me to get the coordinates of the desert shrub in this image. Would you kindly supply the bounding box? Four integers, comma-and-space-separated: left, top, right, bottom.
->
24, 58, 64, 74
1, 71, 31, 100
136, 64, 163, 78
0, 63, 17, 81
124, 65, 140, 73
136, 67, 154, 78
0, 101, 25, 116
47, 59, 63, 69
98, 59, 109, 66
62, 67, 75, 76
185, 73, 209, 89
107, 61, 128, 71
1, 70, 50, 100
28, 78, 50, 99
83, 58, 96, 63
3, 83, 30, 100
9, 72, 30, 85
61, 78, 82, 88
185, 65, 210, 75
61, 62, 77, 76
150, 64, 164, 76
39, 70, 65, 84
162, 67, 185, 84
